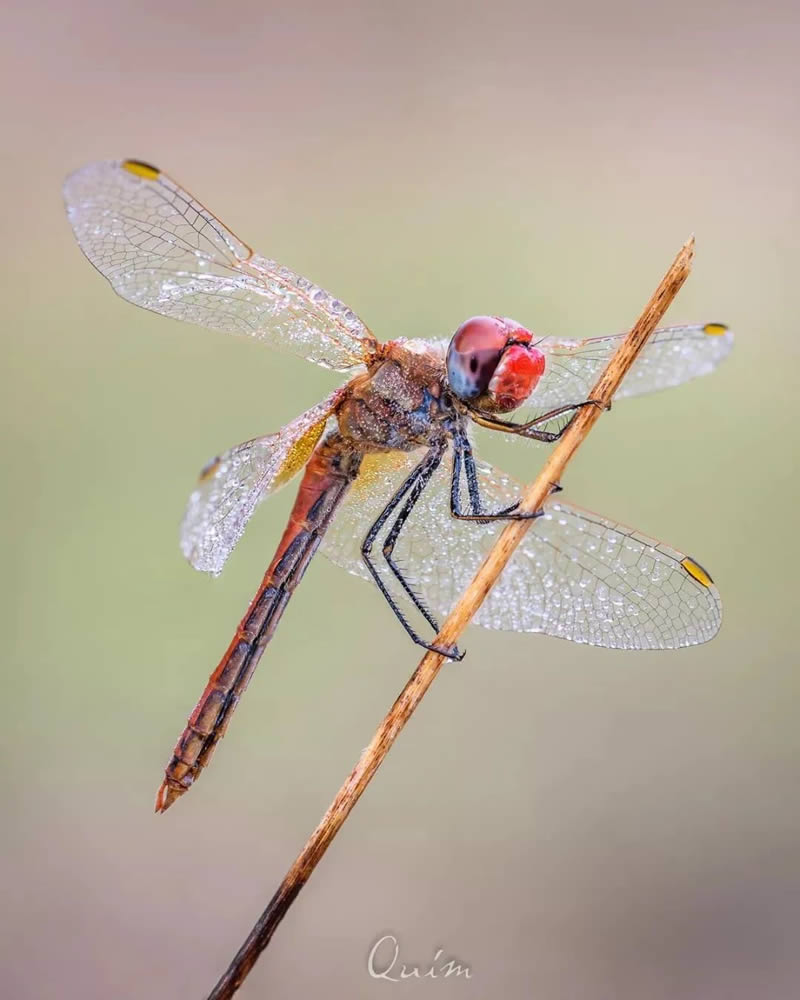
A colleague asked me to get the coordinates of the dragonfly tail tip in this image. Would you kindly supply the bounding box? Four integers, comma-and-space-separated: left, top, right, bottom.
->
154, 780, 183, 814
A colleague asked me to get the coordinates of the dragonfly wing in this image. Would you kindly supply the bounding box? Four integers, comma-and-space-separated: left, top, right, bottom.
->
181, 389, 343, 575
323, 448, 721, 649
63, 160, 378, 371
531, 322, 733, 409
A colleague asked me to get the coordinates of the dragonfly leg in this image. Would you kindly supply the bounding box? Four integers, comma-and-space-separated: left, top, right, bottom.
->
381, 477, 466, 661
449, 430, 545, 522
361, 441, 464, 661
470, 398, 604, 442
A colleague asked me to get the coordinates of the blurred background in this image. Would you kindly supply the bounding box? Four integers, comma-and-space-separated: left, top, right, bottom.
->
2, 1, 799, 997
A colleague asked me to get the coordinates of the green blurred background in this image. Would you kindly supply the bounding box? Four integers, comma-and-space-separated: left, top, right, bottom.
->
2, 1, 799, 997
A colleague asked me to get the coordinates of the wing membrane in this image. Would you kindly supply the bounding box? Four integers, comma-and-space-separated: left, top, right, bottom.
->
181, 390, 342, 575
531, 323, 733, 408
63, 160, 378, 371
322, 448, 721, 649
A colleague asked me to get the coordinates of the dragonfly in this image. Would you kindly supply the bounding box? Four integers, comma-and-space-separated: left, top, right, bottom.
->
63, 159, 733, 813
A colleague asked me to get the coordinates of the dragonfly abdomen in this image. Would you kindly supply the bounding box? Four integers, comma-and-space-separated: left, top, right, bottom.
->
155, 436, 362, 812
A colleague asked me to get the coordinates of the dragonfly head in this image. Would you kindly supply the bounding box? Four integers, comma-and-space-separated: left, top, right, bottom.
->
446, 315, 545, 414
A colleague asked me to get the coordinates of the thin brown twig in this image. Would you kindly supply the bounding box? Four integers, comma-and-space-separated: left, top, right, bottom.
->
206, 236, 695, 1000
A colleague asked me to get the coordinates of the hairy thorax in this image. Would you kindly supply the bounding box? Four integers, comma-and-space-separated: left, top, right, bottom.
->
336, 340, 450, 453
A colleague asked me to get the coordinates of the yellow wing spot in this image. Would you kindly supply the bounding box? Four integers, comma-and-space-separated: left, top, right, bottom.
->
198, 457, 221, 482
122, 158, 161, 180
703, 323, 729, 336
274, 419, 327, 488
351, 452, 411, 498
681, 556, 714, 588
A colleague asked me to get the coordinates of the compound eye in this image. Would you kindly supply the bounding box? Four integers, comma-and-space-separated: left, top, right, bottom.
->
446, 316, 508, 400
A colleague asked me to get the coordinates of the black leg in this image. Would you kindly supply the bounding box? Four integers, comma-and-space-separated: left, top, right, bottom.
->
380, 445, 445, 631
470, 398, 604, 442
381, 463, 465, 661
361, 442, 463, 661
450, 430, 545, 522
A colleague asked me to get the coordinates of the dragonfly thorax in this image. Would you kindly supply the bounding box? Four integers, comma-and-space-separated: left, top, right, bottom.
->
337, 344, 451, 453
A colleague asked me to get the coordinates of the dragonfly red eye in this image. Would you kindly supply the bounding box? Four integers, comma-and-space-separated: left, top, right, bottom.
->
447, 315, 540, 411
446, 316, 510, 400
486, 343, 545, 412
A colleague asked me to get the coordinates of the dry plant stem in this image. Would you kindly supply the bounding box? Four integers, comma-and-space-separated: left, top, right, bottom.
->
206, 236, 695, 1000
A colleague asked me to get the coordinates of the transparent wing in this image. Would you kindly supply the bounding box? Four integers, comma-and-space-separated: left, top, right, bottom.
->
323, 448, 721, 649
181, 390, 342, 575
63, 159, 378, 371
530, 323, 733, 408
